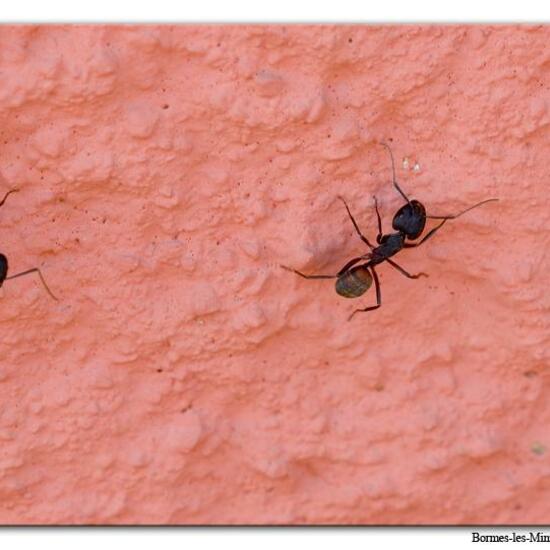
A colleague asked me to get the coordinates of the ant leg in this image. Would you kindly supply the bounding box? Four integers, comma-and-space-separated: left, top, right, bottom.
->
379, 142, 410, 204
337, 196, 375, 250
337, 256, 368, 276
282, 254, 370, 281
0, 189, 18, 209
373, 195, 383, 243
348, 266, 381, 320
385, 258, 428, 279
406, 198, 498, 248
280, 265, 336, 280
426, 198, 499, 220
5, 267, 58, 301
404, 219, 447, 248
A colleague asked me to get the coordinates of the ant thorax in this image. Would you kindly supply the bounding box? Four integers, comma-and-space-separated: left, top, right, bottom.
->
372, 233, 405, 264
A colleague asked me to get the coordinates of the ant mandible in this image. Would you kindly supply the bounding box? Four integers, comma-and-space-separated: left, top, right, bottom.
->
282, 142, 498, 320
0, 189, 58, 301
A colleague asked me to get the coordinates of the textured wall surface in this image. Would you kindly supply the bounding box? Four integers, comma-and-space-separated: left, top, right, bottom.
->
0, 25, 549, 525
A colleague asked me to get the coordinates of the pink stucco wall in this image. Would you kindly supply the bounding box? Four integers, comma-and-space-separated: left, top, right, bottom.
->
0, 25, 548, 524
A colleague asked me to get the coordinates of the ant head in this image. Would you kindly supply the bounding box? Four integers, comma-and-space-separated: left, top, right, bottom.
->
392, 200, 426, 240
335, 265, 373, 298
0, 253, 7, 286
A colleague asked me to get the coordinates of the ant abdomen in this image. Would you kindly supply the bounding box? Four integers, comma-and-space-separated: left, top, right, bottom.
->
392, 200, 426, 240
0, 254, 7, 285
335, 265, 372, 298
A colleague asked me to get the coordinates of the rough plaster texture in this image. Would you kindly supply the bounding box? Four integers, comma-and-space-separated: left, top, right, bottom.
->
0, 24, 548, 525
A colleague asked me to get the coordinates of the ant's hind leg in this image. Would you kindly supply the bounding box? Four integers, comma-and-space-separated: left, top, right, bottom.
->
337, 196, 375, 250
280, 265, 336, 280
385, 258, 428, 279
281, 253, 370, 282
337, 256, 366, 276
5, 267, 58, 301
0, 189, 18, 209
348, 266, 381, 320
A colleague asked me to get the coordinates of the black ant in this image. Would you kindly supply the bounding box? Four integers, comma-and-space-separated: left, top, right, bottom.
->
0, 189, 58, 301
282, 143, 498, 320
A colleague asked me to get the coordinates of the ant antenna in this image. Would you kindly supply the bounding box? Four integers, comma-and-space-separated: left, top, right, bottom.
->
379, 142, 411, 205
426, 198, 499, 220
5, 268, 58, 301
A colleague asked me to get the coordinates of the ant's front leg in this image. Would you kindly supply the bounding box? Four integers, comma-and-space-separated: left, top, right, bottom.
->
404, 220, 447, 248
0, 189, 18, 209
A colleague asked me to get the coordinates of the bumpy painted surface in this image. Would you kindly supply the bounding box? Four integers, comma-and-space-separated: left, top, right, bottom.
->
0, 25, 548, 525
